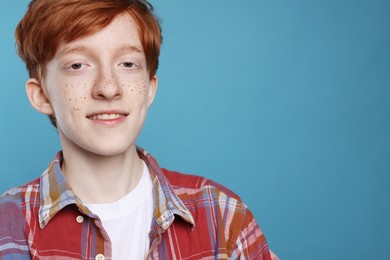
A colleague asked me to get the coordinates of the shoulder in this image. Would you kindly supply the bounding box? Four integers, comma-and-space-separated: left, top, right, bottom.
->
162, 168, 246, 211
0, 178, 40, 222
162, 168, 241, 197
0, 180, 39, 255
161, 169, 273, 258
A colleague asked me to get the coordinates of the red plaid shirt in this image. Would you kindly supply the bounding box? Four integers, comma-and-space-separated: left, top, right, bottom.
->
0, 148, 276, 259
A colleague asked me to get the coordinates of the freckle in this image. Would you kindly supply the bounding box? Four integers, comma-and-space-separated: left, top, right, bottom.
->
68, 98, 72, 101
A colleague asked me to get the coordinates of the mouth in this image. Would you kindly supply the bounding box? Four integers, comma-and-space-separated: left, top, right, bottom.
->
87, 113, 128, 121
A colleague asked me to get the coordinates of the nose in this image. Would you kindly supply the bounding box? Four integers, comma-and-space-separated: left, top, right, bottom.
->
92, 68, 122, 100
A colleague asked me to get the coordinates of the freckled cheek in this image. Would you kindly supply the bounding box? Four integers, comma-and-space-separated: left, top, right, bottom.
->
60, 83, 91, 112
121, 79, 148, 99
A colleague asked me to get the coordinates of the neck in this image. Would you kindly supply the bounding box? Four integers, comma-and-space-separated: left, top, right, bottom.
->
61, 145, 144, 204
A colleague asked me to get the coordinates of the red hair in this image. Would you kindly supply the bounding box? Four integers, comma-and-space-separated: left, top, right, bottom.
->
16, 0, 162, 80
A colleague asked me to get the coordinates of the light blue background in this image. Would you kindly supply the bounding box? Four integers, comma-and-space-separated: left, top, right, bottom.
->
1, 0, 389, 259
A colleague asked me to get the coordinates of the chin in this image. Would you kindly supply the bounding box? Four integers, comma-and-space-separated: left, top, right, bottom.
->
90, 145, 135, 157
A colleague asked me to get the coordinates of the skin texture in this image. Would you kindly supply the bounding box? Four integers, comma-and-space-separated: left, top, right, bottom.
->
26, 14, 158, 203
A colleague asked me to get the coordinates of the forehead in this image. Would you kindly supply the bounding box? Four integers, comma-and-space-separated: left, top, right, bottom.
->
55, 13, 143, 56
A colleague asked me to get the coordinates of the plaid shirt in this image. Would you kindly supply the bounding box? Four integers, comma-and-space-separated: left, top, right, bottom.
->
0, 148, 275, 259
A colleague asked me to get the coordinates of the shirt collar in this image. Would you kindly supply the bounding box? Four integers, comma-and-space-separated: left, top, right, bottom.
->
137, 147, 195, 230
38, 148, 195, 230
38, 151, 93, 228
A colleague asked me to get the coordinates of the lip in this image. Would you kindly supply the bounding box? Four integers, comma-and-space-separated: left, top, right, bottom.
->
86, 110, 129, 126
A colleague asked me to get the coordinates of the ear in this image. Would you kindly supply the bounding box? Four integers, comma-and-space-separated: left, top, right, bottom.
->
147, 75, 158, 108
26, 78, 54, 115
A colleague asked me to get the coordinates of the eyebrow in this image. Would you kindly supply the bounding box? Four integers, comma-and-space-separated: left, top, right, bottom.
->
56, 44, 144, 57
120, 44, 144, 54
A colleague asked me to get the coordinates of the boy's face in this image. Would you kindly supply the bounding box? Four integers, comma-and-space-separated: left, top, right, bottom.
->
27, 14, 157, 157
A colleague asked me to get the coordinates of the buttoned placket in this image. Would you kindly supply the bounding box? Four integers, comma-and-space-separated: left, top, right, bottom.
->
78, 206, 112, 260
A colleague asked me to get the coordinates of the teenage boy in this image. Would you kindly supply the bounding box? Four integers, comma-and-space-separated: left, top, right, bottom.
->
0, 0, 277, 259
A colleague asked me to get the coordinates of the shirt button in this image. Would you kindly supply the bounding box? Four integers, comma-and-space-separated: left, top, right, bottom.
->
95, 254, 105, 260
76, 215, 84, 223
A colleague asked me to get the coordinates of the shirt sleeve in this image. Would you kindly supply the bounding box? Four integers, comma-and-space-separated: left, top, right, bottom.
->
229, 208, 277, 260
0, 195, 30, 258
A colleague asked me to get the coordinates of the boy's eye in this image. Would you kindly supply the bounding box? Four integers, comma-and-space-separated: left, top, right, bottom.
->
123, 62, 134, 68
70, 63, 82, 70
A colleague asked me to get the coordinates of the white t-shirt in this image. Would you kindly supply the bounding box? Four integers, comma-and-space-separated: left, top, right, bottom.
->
85, 161, 154, 259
